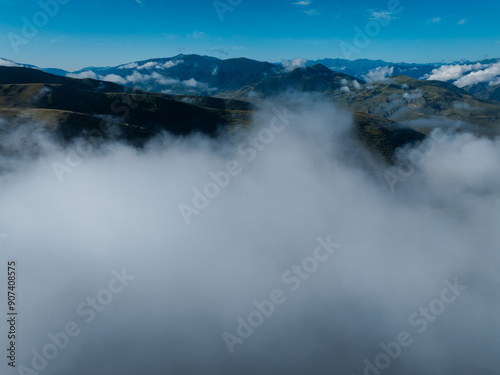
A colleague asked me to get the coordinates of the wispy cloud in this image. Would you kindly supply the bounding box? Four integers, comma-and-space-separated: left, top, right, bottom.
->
188, 31, 205, 39
429, 17, 442, 24
458, 18, 467, 25
368, 10, 393, 20
304, 9, 319, 16
292, 0, 318, 16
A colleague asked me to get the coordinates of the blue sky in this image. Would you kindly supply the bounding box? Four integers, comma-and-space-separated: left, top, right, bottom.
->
0, 0, 499, 71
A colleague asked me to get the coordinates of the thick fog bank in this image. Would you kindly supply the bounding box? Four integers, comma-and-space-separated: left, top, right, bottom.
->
0, 96, 499, 375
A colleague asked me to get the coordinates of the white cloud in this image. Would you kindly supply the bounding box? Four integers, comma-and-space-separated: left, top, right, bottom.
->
66, 69, 157, 87
353, 80, 361, 90
458, 18, 467, 25
101, 74, 128, 85
362, 66, 394, 83
66, 71, 99, 80
125, 71, 150, 83
454, 62, 500, 87
154, 73, 182, 86
123, 71, 204, 89
340, 86, 350, 93
137, 61, 158, 70
119, 60, 182, 71
1, 96, 500, 375
426, 62, 500, 88
291, 0, 317, 15
369, 11, 393, 20
0, 58, 20, 67
281, 58, 307, 72
182, 78, 199, 88
118, 62, 139, 70
430, 17, 442, 24
490, 77, 500, 86
163, 60, 182, 69
402, 89, 423, 101
425, 63, 484, 82
303, 9, 319, 16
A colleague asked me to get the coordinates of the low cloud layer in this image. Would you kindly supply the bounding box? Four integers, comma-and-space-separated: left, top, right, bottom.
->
65, 59, 201, 89
363, 66, 395, 83
0, 95, 499, 375
117, 59, 183, 71
66, 70, 128, 85
0, 58, 22, 67
282, 58, 307, 72
425, 61, 500, 88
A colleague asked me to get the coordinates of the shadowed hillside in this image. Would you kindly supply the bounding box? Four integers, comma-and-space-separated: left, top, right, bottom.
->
0, 66, 427, 162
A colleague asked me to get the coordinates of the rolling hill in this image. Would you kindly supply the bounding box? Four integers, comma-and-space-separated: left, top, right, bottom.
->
338, 75, 500, 135
0, 66, 253, 144
0, 65, 426, 162
215, 68, 500, 136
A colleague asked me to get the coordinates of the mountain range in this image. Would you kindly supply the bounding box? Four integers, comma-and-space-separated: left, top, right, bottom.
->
0, 64, 426, 163
0, 54, 499, 163
3, 55, 500, 101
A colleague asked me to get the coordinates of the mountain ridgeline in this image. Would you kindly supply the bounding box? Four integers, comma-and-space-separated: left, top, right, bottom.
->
0, 54, 499, 164
0, 64, 431, 163
34, 54, 499, 134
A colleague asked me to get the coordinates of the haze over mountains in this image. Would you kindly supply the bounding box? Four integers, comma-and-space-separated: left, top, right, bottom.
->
1, 49, 500, 375
0, 64, 428, 165
1, 54, 500, 142
2, 0, 500, 372
1, 54, 500, 375
3, 54, 500, 100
